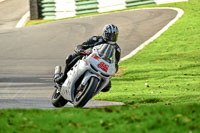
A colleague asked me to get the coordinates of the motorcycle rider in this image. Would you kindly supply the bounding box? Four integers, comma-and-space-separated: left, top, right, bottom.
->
54, 24, 121, 92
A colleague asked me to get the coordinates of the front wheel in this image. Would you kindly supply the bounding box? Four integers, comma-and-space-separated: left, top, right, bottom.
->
74, 77, 99, 107
52, 87, 68, 107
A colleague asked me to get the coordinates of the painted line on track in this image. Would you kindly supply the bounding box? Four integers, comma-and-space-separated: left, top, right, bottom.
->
14, 7, 184, 63
16, 11, 30, 28
120, 7, 184, 61
23, 7, 182, 61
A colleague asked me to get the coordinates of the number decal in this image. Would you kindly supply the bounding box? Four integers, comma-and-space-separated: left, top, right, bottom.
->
98, 62, 104, 68
98, 62, 109, 72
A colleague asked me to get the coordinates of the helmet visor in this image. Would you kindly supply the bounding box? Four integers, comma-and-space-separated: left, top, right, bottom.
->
105, 32, 118, 42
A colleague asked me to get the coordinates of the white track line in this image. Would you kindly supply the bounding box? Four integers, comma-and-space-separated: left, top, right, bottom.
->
16, 11, 30, 28
120, 7, 184, 62
15, 8, 184, 60
60, 7, 184, 61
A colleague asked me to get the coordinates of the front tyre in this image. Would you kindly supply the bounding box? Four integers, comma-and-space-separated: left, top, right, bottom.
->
52, 88, 68, 107
74, 77, 99, 107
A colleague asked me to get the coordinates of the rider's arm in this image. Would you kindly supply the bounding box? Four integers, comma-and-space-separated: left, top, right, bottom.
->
81, 36, 103, 50
116, 46, 121, 63
75, 36, 103, 53
75, 36, 98, 51
75, 36, 105, 52
115, 44, 121, 72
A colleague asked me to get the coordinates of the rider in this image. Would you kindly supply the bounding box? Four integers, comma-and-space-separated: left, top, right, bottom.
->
54, 24, 121, 92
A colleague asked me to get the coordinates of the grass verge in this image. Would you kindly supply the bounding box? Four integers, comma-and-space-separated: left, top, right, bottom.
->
1, 104, 200, 133
1, 0, 200, 132
96, 0, 200, 105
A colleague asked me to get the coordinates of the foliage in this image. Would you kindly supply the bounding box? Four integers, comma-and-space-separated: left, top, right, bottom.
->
1, 0, 200, 133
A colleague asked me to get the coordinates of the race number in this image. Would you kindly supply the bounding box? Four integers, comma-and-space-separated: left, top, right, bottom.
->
98, 62, 109, 72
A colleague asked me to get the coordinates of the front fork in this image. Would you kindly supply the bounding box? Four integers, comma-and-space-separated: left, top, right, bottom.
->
81, 71, 110, 96
81, 71, 100, 86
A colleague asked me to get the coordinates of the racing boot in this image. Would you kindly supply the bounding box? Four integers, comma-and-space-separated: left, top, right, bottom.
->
54, 66, 63, 85
54, 54, 82, 86
54, 66, 62, 79
54, 54, 74, 86
54, 66, 68, 86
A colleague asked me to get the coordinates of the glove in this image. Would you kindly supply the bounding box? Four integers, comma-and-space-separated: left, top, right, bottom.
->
74, 45, 84, 54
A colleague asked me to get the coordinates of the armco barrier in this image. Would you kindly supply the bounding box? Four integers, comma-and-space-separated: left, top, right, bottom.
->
126, 0, 155, 7
38, 0, 155, 20
41, 0, 76, 19
75, 1, 98, 15
97, 0, 126, 12
31, 0, 187, 20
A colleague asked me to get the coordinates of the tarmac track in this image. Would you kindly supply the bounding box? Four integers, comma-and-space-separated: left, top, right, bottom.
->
0, 8, 177, 109
0, 0, 29, 30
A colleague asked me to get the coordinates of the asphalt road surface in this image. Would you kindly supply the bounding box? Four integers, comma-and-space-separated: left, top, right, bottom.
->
0, 8, 177, 109
0, 0, 29, 30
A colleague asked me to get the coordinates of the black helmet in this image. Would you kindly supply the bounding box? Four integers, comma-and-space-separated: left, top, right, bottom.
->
102, 24, 119, 44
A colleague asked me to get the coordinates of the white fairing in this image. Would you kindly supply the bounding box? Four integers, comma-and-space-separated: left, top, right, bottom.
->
60, 43, 116, 102
88, 46, 116, 76
61, 60, 88, 101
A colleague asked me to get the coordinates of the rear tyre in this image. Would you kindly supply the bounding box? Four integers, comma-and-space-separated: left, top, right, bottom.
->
52, 88, 68, 107
74, 77, 99, 107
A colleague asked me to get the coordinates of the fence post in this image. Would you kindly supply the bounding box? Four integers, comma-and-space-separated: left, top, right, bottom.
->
29, 0, 41, 20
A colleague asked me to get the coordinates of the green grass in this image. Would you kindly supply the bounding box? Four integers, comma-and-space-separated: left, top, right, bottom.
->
95, 0, 200, 105
1, 104, 200, 133
1, 0, 200, 132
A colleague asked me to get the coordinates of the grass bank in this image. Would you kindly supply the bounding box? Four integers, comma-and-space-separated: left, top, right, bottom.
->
95, 1, 200, 131
0, 104, 200, 133
96, 0, 200, 105
1, 0, 200, 132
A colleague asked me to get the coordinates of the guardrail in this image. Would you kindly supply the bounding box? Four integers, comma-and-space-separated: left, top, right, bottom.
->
97, 0, 126, 12
30, 0, 156, 20
41, 0, 76, 19
76, 1, 98, 15
126, 0, 155, 7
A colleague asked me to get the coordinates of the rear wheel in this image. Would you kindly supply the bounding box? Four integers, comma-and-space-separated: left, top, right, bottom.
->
52, 87, 68, 107
74, 77, 99, 107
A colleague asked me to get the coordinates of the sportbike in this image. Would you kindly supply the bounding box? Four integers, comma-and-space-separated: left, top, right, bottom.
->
51, 43, 117, 107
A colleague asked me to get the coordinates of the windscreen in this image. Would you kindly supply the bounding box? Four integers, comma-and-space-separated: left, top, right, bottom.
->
97, 43, 116, 64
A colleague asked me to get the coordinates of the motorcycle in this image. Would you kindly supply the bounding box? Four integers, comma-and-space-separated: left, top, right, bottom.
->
51, 43, 117, 107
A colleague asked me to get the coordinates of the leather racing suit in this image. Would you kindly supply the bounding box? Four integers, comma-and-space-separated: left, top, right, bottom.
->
55, 36, 121, 92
